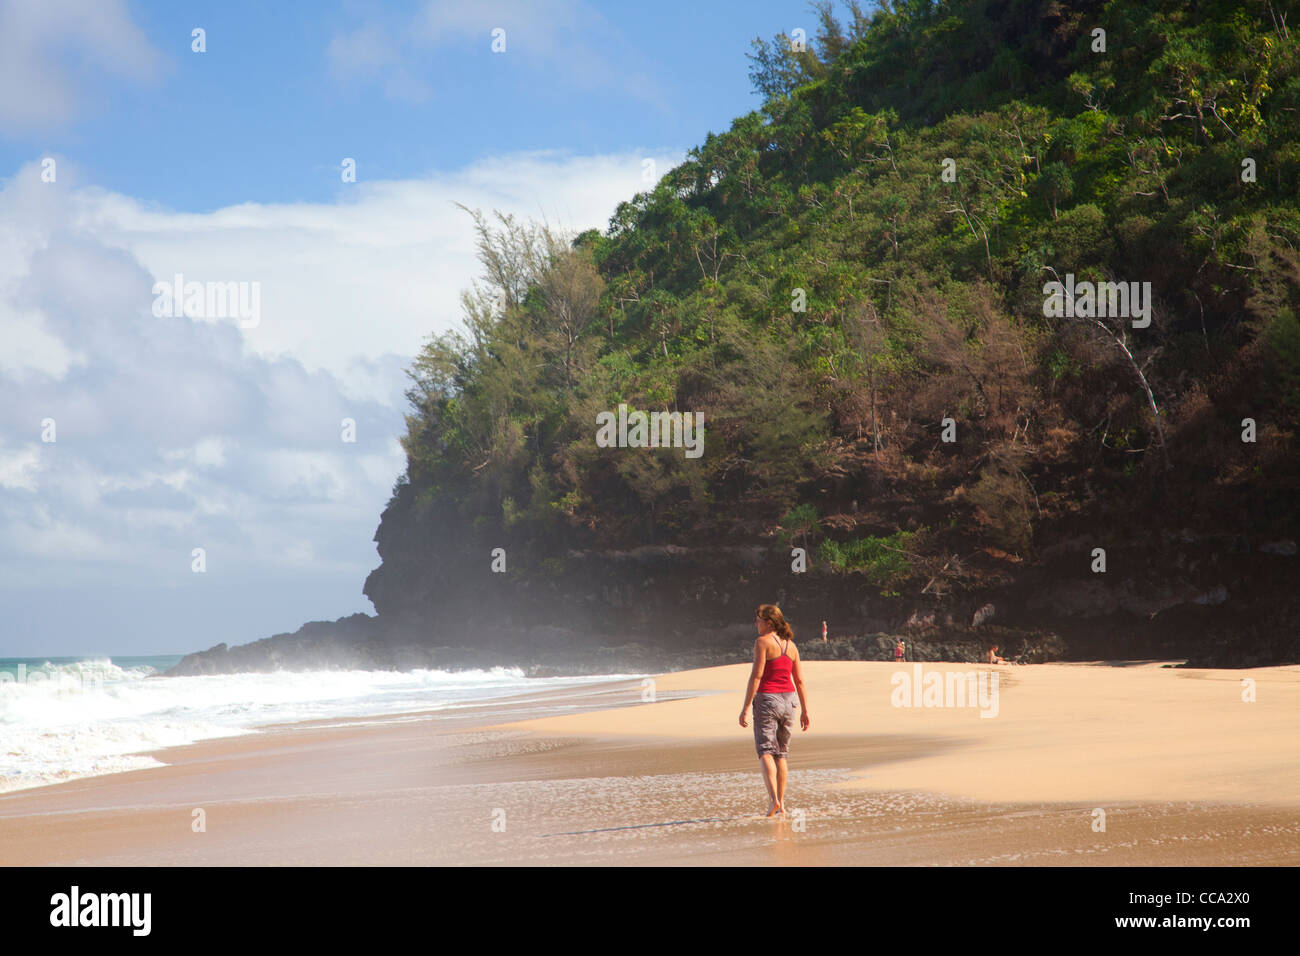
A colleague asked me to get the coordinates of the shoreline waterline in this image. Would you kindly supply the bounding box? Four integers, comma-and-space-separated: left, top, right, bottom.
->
0, 655, 653, 795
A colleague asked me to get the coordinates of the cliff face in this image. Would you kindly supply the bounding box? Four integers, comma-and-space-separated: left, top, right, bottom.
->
348, 480, 1298, 668
169, 482, 1298, 676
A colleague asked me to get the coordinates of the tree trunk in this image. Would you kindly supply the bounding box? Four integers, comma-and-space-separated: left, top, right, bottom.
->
1092, 319, 1170, 470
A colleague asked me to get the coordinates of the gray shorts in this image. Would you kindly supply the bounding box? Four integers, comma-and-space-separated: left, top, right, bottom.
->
752, 691, 798, 758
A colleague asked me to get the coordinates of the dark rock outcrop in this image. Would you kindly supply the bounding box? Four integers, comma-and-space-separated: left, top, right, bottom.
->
166, 489, 1297, 676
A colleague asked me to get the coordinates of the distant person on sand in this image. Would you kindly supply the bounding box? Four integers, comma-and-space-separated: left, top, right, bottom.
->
739, 604, 810, 817
986, 643, 1019, 664
895, 639, 906, 662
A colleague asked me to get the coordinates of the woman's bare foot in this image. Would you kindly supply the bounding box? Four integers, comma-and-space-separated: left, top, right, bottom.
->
766, 801, 784, 818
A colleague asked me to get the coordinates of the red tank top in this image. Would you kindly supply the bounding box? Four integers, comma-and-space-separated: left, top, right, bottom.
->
758, 638, 795, 693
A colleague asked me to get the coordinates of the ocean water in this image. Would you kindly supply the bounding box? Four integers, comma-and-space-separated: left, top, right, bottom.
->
0, 656, 644, 794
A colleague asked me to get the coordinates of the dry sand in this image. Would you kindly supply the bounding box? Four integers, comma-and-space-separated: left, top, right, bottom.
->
493, 661, 1300, 805
1, 661, 1297, 865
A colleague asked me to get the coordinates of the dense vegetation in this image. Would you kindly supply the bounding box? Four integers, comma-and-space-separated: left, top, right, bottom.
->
388, 0, 1299, 615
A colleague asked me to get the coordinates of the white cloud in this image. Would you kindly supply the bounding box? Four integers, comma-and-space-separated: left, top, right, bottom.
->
327, 21, 432, 103
0, 308, 78, 380
0, 163, 408, 590
0, 442, 40, 491
327, 22, 397, 78
42, 148, 684, 380
0, 147, 682, 651
193, 438, 226, 469
0, 0, 162, 130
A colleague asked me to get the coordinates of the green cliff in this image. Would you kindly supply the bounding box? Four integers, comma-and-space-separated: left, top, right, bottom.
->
173, 0, 1300, 676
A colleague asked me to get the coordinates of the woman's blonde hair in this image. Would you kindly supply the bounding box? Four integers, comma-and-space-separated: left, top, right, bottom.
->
757, 604, 794, 642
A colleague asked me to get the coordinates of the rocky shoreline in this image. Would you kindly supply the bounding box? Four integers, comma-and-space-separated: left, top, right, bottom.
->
164, 622, 1061, 678
164, 589, 1288, 677
165, 493, 1299, 679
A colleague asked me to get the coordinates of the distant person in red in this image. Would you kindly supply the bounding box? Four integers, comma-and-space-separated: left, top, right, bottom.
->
739, 604, 810, 817
894, 639, 906, 662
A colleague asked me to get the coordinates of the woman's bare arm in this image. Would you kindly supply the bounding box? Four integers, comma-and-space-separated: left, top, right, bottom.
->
791, 646, 810, 730
739, 639, 765, 726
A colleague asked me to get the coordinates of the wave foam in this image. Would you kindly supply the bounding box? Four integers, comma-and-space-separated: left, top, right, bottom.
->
0, 660, 640, 795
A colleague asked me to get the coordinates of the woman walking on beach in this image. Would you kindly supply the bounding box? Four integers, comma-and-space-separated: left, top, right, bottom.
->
739, 604, 809, 817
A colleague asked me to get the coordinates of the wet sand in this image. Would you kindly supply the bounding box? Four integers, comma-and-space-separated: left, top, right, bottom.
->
2, 662, 1297, 865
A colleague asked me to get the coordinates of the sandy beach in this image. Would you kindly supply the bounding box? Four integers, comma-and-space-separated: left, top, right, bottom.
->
2, 660, 1297, 866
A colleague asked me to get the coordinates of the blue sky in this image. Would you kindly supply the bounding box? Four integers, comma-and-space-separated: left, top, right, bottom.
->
0, 0, 846, 657
2, 0, 810, 210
